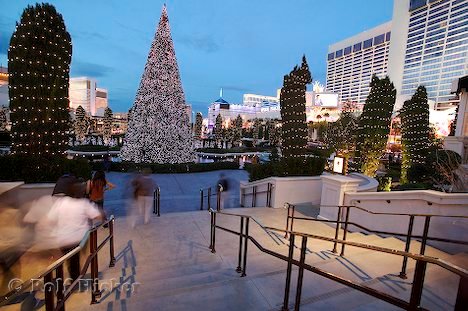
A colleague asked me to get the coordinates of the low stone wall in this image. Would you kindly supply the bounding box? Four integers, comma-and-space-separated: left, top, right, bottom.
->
0, 183, 55, 209
343, 190, 468, 254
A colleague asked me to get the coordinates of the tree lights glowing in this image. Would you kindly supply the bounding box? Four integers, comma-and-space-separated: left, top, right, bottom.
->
121, 5, 193, 163
8, 3, 72, 156
280, 56, 312, 159
356, 75, 396, 177
400, 86, 430, 184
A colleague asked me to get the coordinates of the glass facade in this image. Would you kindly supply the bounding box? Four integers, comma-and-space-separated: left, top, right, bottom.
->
401, 0, 468, 106
326, 28, 391, 104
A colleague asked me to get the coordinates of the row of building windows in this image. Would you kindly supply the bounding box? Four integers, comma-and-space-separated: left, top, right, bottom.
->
328, 32, 390, 60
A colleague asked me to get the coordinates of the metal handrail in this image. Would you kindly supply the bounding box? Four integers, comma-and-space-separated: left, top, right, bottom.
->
153, 187, 161, 216
319, 204, 468, 219
240, 182, 273, 208
0, 216, 116, 310
208, 209, 468, 310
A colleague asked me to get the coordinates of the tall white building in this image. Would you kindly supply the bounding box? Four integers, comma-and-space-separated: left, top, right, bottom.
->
95, 87, 108, 116
389, 0, 468, 110
69, 77, 97, 115
327, 0, 468, 111
326, 22, 392, 104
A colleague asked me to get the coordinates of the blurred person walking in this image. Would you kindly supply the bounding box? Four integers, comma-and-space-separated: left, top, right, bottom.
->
87, 170, 115, 223
131, 168, 156, 226
217, 173, 231, 209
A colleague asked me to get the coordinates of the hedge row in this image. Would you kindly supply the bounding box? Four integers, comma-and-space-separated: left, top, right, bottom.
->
0, 155, 91, 183
69, 145, 121, 152
245, 157, 326, 182
195, 147, 272, 154
92, 160, 240, 174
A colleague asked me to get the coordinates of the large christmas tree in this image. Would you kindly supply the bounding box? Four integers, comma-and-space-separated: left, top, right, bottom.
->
121, 5, 192, 163
280, 56, 312, 159
9, 3, 72, 156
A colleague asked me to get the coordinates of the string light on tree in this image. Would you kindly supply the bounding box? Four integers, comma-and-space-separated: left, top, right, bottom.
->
280, 55, 312, 159
121, 5, 193, 163
400, 86, 430, 183
9, 3, 72, 156
355, 75, 396, 177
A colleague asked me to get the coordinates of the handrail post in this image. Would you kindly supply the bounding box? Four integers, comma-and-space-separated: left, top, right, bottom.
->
211, 212, 216, 253
44, 271, 54, 311
200, 189, 204, 210
109, 218, 116, 267
332, 206, 342, 253
455, 275, 468, 311
409, 260, 427, 310
294, 236, 308, 311
209, 211, 213, 250
90, 230, 100, 304
290, 205, 295, 234
282, 234, 295, 311
241, 217, 250, 277
399, 215, 415, 279
420, 216, 431, 255
217, 187, 221, 211
285, 203, 291, 239
340, 206, 351, 256
236, 217, 244, 273
240, 187, 245, 207
252, 185, 257, 207
153, 189, 157, 214
266, 183, 271, 207
208, 188, 211, 210
157, 187, 161, 217
56, 264, 65, 311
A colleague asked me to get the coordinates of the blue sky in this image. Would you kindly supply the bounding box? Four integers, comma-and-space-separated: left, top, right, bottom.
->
0, 0, 393, 114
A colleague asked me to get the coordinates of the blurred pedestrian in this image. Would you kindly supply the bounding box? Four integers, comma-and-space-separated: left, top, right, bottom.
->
217, 173, 231, 209
87, 170, 115, 223
131, 168, 156, 227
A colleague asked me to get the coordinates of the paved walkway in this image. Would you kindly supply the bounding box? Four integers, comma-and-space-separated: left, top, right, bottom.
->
103, 170, 249, 216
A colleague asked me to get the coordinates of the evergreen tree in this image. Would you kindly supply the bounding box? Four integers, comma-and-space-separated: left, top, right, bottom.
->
194, 112, 203, 139
356, 75, 396, 177
252, 118, 261, 146
325, 102, 359, 155
73, 105, 87, 143
280, 56, 312, 159
9, 3, 72, 156
103, 107, 113, 145
0, 107, 7, 132
121, 5, 192, 163
233, 114, 243, 147
214, 114, 223, 148
268, 119, 281, 147
400, 86, 430, 183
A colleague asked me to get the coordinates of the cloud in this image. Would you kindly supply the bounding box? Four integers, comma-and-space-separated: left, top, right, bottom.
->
177, 33, 220, 53
71, 60, 114, 78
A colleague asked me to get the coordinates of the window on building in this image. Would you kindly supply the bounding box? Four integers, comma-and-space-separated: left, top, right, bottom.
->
353, 42, 362, 52
344, 46, 352, 55
410, 0, 427, 11
335, 49, 343, 58
328, 53, 335, 60
363, 39, 373, 49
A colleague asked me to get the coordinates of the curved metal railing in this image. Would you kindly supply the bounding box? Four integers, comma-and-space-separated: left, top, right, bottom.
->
0, 216, 116, 311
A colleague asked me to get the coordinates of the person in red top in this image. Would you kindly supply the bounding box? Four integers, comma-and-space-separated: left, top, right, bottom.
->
87, 170, 115, 221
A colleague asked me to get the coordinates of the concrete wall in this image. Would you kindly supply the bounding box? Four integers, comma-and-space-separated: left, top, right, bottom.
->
0, 183, 55, 209
343, 191, 468, 254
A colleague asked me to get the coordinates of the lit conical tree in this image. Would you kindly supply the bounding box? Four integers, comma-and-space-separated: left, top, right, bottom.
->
400, 86, 430, 183
121, 5, 193, 163
9, 3, 72, 156
280, 56, 312, 159
356, 75, 396, 177
194, 112, 203, 139
103, 107, 113, 145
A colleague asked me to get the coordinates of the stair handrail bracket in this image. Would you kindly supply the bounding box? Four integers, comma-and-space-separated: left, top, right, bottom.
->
209, 208, 468, 311
0, 216, 116, 310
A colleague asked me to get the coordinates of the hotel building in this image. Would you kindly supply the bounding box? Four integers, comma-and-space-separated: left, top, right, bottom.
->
326, 22, 392, 105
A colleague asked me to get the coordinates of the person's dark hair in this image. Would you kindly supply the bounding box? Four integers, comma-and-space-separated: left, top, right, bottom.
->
93, 170, 106, 183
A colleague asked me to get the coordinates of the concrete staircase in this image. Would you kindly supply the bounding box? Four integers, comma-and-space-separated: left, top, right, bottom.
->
6, 207, 466, 311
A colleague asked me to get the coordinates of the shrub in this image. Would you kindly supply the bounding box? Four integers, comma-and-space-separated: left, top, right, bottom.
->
70, 145, 120, 152
0, 155, 91, 183
246, 156, 326, 182
377, 176, 392, 191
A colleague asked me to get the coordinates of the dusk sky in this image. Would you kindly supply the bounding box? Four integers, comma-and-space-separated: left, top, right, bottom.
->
1, 0, 393, 114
